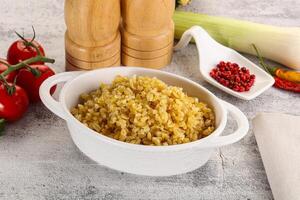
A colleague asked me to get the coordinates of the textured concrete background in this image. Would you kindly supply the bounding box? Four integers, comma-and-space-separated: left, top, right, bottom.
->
0, 0, 299, 200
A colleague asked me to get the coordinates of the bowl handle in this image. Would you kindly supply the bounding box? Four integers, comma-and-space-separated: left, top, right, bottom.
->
39, 71, 82, 120
200, 101, 249, 149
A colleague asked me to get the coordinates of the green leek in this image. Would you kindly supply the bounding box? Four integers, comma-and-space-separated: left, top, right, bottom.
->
173, 11, 300, 70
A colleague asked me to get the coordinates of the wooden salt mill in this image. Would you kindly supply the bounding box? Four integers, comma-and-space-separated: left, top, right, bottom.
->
64, 0, 121, 71
121, 0, 175, 69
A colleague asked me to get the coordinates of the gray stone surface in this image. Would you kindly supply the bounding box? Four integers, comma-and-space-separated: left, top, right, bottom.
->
0, 0, 299, 199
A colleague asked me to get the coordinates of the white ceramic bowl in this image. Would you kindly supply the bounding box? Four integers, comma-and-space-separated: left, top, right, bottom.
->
40, 67, 249, 176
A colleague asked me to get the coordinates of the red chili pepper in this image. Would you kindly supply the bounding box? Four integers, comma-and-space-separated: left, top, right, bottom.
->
253, 44, 300, 83
274, 76, 300, 93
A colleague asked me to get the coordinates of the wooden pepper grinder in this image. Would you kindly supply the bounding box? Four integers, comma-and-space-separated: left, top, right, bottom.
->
64, 0, 121, 71
121, 0, 175, 69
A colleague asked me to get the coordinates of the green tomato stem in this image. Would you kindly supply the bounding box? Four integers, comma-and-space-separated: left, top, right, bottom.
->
0, 60, 10, 67
0, 55, 55, 78
15, 26, 42, 56
0, 118, 5, 135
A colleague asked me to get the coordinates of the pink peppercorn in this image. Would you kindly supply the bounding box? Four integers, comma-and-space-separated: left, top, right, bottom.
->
210, 61, 256, 92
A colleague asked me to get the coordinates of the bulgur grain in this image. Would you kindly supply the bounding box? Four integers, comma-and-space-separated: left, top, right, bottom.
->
71, 76, 215, 146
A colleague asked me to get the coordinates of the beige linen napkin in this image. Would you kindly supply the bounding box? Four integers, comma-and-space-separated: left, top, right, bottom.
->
253, 113, 300, 200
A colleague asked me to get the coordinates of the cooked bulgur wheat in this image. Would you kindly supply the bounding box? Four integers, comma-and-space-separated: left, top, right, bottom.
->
71, 76, 215, 146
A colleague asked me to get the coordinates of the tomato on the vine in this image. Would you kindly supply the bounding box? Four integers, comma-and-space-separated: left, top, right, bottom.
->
0, 59, 17, 82
7, 39, 45, 65
0, 83, 29, 122
16, 64, 56, 102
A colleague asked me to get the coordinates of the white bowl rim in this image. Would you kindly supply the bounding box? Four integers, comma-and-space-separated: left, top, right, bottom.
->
59, 67, 228, 152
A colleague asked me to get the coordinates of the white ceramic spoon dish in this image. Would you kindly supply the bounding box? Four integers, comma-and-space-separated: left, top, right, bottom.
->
174, 26, 275, 100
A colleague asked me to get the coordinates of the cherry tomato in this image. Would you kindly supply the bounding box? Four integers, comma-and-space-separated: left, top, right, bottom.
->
7, 39, 45, 65
16, 65, 56, 102
0, 59, 18, 82
0, 84, 29, 122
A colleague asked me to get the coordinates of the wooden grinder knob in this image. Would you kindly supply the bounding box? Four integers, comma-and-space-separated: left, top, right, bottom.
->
64, 0, 121, 70
121, 0, 175, 36
65, 0, 120, 47
121, 0, 175, 68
